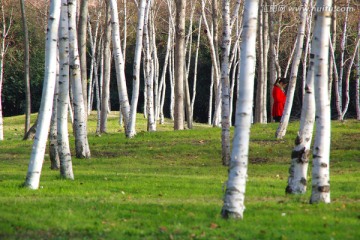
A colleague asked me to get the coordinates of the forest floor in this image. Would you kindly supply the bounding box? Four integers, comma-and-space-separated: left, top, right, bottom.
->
0, 113, 359, 239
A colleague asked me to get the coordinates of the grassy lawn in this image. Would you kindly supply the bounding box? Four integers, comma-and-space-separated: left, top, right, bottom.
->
0, 113, 359, 239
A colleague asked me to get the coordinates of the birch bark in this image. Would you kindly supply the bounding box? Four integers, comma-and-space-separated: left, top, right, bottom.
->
58, 0, 74, 179
174, 0, 186, 130
127, 0, 146, 138
310, 0, 332, 204
100, 4, 111, 133
220, 0, 231, 166
286, 38, 315, 194
109, 0, 131, 130
68, 0, 90, 159
221, 0, 258, 219
276, 0, 309, 139
24, 0, 61, 189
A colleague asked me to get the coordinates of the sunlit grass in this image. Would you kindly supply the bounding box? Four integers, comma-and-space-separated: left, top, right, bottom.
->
0, 113, 359, 239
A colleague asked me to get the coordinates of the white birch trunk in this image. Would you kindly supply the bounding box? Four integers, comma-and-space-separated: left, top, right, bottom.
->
220, 0, 231, 165
127, 0, 146, 138
276, 0, 309, 139
341, 33, 360, 119
0, 3, 12, 141
201, 0, 220, 127
58, 0, 74, 179
68, 0, 90, 159
310, 0, 332, 204
286, 38, 316, 194
337, 0, 350, 119
109, 0, 130, 130
100, 5, 111, 133
24, 0, 61, 189
143, 0, 155, 132
49, 73, 60, 170
174, 0, 186, 130
221, 0, 258, 219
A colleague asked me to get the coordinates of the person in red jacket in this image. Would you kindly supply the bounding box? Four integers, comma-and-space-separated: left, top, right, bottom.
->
272, 77, 289, 122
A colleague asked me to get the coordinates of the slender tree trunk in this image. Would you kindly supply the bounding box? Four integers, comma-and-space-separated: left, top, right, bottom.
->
109, 0, 131, 130
341, 36, 360, 119
286, 35, 316, 194
174, 0, 186, 130
221, 0, 258, 219
267, 0, 277, 120
191, 16, 202, 119
78, 0, 89, 115
24, 0, 61, 189
276, 0, 309, 139
127, 0, 146, 138
49, 76, 60, 170
336, 0, 350, 120
356, 38, 360, 120
0, 3, 12, 141
220, 0, 231, 165
328, 0, 336, 100
100, 4, 111, 133
20, 0, 31, 136
143, 0, 156, 132
310, 0, 332, 204
58, 0, 74, 179
255, 0, 264, 124
68, 0, 90, 159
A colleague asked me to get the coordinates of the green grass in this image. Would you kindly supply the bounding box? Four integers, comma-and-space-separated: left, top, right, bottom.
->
0, 113, 359, 239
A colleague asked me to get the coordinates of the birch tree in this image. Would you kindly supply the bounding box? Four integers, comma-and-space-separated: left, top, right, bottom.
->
0, 2, 12, 141
220, 0, 231, 165
310, 0, 332, 204
276, 0, 309, 139
143, 0, 156, 132
78, 0, 89, 114
174, 0, 186, 130
100, 3, 111, 133
127, 0, 147, 138
49, 79, 60, 170
109, 0, 131, 130
24, 0, 61, 189
221, 0, 258, 219
68, 0, 91, 159
286, 36, 316, 195
58, 0, 74, 179
20, 0, 31, 136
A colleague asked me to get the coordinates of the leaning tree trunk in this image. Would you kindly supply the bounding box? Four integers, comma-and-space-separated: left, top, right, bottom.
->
24, 0, 61, 189
20, 0, 31, 136
57, 0, 74, 180
221, 0, 258, 219
109, 0, 131, 130
341, 30, 360, 119
68, 0, 91, 159
276, 0, 309, 139
126, 0, 147, 138
310, 0, 332, 204
286, 35, 316, 194
174, 0, 186, 130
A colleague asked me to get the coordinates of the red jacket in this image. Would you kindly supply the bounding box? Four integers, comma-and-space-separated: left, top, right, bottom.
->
272, 85, 286, 117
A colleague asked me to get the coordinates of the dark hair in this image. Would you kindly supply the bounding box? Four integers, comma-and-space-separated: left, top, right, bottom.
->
274, 77, 289, 86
